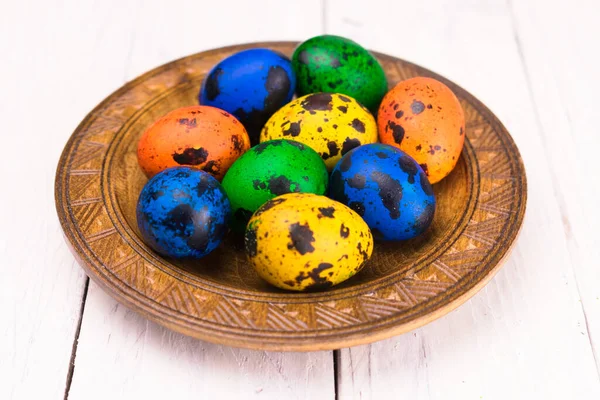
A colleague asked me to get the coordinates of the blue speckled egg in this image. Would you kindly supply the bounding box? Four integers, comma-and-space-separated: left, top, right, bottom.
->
199, 48, 296, 145
329, 143, 435, 241
136, 167, 231, 258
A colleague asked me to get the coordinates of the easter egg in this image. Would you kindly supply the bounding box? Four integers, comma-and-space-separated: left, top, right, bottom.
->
199, 48, 296, 145
377, 77, 465, 184
222, 139, 328, 232
292, 35, 387, 112
136, 167, 231, 259
245, 193, 373, 291
329, 143, 435, 241
137, 105, 250, 180
260, 92, 378, 170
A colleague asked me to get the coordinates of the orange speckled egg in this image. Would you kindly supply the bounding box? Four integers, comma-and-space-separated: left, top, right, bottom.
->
137, 105, 250, 180
377, 77, 465, 184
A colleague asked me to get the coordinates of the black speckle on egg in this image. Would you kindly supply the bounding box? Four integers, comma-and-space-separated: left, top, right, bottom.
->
201, 160, 219, 175
163, 204, 193, 236
398, 154, 418, 184
196, 174, 211, 197
318, 207, 335, 218
298, 50, 311, 65
419, 171, 434, 196
172, 147, 209, 165
356, 241, 370, 262
304, 263, 335, 291
339, 152, 353, 172
338, 95, 352, 103
231, 135, 244, 152
150, 190, 164, 201
411, 100, 425, 114
282, 121, 302, 137
395, 110, 404, 119
301, 93, 333, 112
178, 118, 197, 128
375, 152, 388, 159
347, 173, 366, 189
286, 140, 305, 150
252, 179, 267, 190
340, 223, 350, 238
253, 140, 283, 154
204, 68, 223, 101
254, 197, 287, 216
264, 65, 291, 110
387, 121, 405, 145
349, 118, 365, 133
322, 141, 339, 160
342, 138, 361, 155
287, 222, 316, 255
268, 175, 299, 196
370, 171, 402, 219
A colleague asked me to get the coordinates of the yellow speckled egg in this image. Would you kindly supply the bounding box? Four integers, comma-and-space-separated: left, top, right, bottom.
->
260, 93, 378, 170
245, 193, 373, 291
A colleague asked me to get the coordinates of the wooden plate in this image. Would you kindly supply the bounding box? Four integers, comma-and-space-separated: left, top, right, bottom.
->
55, 42, 526, 351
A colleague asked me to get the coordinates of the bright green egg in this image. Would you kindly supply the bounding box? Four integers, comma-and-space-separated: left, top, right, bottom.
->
221, 139, 328, 232
292, 35, 388, 113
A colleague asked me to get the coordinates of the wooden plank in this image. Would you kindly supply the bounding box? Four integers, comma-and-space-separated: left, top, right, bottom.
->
67, 1, 335, 399
0, 0, 140, 398
69, 283, 334, 399
509, 0, 600, 371
325, 0, 600, 398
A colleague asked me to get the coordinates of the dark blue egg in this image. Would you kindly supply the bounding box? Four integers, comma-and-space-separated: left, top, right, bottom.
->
329, 143, 435, 241
136, 167, 231, 258
198, 48, 296, 145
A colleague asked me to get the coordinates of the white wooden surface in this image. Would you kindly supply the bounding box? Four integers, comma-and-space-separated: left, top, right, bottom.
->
1, 0, 599, 399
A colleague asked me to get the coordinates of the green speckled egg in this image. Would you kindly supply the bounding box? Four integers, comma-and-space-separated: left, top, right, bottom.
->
292, 35, 388, 113
221, 139, 328, 232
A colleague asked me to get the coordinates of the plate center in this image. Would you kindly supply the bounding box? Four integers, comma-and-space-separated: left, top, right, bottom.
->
107, 81, 473, 294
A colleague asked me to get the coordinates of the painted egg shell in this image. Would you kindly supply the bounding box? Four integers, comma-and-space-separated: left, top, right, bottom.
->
199, 48, 296, 145
292, 35, 387, 113
137, 105, 250, 180
260, 93, 378, 170
377, 77, 465, 184
222, 139, 328, 233
245, 193, 373, 291
329, 143, 435, 241
136, 167, 231, 259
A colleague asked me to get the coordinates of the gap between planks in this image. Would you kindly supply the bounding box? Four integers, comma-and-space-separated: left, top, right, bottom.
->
63, 277, 90, 400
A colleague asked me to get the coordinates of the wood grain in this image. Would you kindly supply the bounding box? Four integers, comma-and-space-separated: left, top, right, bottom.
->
326, 0, 600, 398
69, 282, 334, 400
55, 41, 526, 351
